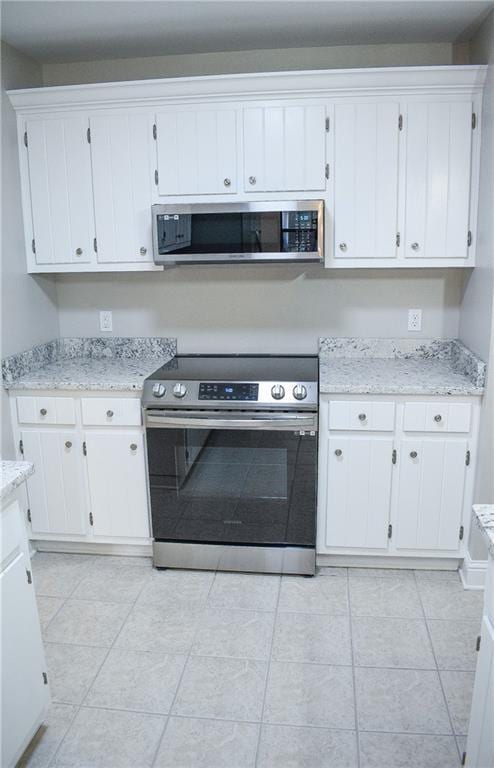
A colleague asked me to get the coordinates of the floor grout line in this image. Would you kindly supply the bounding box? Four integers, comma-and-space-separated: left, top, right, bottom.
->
345, 568, 362, 768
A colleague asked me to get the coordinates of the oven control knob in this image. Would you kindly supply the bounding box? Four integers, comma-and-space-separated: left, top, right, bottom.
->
293, 384, 307, 401
173, 382, 187, 398
271, 384, 285, 400
152, 383, 166, 398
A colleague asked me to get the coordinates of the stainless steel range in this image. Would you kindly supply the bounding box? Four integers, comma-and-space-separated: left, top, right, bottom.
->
142, 355, 318, 575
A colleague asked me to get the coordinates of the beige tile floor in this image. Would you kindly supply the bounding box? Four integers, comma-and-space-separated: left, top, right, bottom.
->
20, 554, 484, 768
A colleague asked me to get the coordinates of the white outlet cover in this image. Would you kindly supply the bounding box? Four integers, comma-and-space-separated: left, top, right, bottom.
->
408, 309, 422, 332
99, 310, 113, 332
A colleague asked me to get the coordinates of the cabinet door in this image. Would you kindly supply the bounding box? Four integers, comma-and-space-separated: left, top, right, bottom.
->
334, 102, 399, 260
1, 551, 49, 768
243, 104, 326, 192
156, 107, 237, 195
85, 431, 149, 539
324, 436, 393, 549
20, 431, 87, 537
25, 116, 94, 265
395, 438, 468, 551
90, 114, 156, 264
466, 615, 494, 768
403, 101, 473, 260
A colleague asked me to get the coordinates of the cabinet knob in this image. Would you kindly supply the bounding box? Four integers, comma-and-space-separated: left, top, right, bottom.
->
223, 178, 231, 187
434, 414, 442, 422
411, 242, 420, 252
65, 441, 72, 449
75, 247, 83, 256
358, 413, 367, 422
339, 243, 348, 252
40, 408, 47, 416
334, 449, 342, 457
410, 451, 418, 459
248, 175, 256, 185
130, 443, 138, 451
106, 410, 114, 417
140, 246, 147, 255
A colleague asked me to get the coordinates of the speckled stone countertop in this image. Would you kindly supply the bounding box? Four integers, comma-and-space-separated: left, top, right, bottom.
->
319, 338, 485, 396
1, 460, 34, 501
2, 337, 177, 392
473, 505, 494, 559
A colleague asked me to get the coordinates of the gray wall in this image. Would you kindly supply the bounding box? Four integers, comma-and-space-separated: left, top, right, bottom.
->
1, 42, 59, 457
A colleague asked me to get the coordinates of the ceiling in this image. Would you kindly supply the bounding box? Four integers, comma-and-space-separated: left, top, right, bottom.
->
1, 0, 493, 64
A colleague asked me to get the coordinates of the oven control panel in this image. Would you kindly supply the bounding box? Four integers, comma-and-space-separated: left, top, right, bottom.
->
198, 382, 259, 401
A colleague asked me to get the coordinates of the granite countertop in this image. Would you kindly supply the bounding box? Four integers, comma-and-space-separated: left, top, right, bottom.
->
319, 338, 485, 396
1, 460, 34, 501
473, 505, 494, 559
2, 337, 177, 392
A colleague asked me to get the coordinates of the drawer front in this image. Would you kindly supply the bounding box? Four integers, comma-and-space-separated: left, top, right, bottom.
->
16, 396, 76, 425
403, 402, 472, 433
81, 397, 142, 426
328, 401, 395, 431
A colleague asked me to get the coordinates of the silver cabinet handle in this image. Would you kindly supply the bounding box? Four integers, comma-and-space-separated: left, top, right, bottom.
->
65, 441, 72, 449
248, 176, 256, 185
339, 243, 348, 252
410, 451, 418, 459
223, 178, 231, 187
130, 443, 138, 451
140, 246, 147, 255
411, 242, 420, 251
106, 410, 114, 417
334, 449, 342, 457
40, 408, 47, 416
75, 247, 83, 255
358, 413, 367, 421
434, 414, 442, 422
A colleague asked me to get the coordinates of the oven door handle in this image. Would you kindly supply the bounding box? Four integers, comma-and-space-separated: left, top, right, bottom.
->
145, 411, 317, 431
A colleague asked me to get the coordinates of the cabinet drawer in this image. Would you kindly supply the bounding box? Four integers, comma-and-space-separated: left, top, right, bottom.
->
16, 396, 76, 425
81, 398, 141, 426
328, 401, 395, 431
403, 402, 472, 433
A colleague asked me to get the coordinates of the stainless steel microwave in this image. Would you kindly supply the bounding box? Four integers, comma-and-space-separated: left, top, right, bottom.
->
151, 200, 324, 266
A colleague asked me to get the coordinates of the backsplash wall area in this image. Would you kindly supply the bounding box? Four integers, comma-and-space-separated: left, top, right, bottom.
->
56, 267, 464, 353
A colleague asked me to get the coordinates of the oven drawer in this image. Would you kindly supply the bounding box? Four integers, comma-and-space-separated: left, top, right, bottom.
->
403, 402, 472, 433
16, 396, 76, 425
81, 398, 142, 426
328, 401, 395, 431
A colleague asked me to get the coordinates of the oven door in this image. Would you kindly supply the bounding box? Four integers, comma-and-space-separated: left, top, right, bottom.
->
145, 410, 317, 548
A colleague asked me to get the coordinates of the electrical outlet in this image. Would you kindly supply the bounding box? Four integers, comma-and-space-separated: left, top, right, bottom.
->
408, 309, 422, 332
99, 310, 113, 332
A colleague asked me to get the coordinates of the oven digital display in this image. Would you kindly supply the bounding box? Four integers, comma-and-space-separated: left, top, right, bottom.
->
198, 383, 259, 401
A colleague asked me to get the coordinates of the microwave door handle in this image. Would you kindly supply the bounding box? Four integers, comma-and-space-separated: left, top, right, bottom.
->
145, 413, 317, 431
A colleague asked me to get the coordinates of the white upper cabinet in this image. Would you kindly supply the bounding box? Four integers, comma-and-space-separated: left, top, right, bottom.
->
90, 113, 156, 265
23, 116, 95, 266
243, 103, 327, 192
155, 106, 237, 195
402, 100, 473, 261
333, 102, 400, 261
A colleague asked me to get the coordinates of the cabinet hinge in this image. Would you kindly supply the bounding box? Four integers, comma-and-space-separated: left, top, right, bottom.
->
459, 525, 464, 541
388, 524, 393, 539
472, 112, 477, 130
26, 569, 32, 585
325, 163, 330, 180
396, 233, 401, 248
83, 441, 87, 456
153, 123, 157, 140
42, 672, 48, 685
86, 127, 91, 143
93, 237, 98, 253
325, 116, 330, 132
24, 130, 28, 147
155, 169, 159, 185
461, 752, 467, 766
31, 238, 36, 254
89, 511, 94, 526
19, 439, 24, 456
392, 449, 397, 465
466, 450, 471, 466
398, 114, 403, 131
476, 635, 481, 652
27, 508, 31, 523
467, 230, 472, 247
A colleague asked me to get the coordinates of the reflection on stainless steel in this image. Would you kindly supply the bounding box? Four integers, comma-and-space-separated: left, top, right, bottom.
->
152, 542, 316, 575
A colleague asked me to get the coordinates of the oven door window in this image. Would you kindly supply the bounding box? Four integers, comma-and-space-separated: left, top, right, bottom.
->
146, 427, 316, 547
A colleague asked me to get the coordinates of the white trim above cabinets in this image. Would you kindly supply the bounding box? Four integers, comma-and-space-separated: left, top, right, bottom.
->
9, 65, 485, 273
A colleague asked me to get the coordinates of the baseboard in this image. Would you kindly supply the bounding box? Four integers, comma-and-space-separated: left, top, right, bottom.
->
33, 540, 153, 557
459, 552, 487, 590
316, 553, 461, 570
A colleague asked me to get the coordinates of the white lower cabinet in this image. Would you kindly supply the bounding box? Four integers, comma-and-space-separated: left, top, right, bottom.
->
466, 614, 494, 768
318, 395, 479, 559
85, 431, 150, 540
